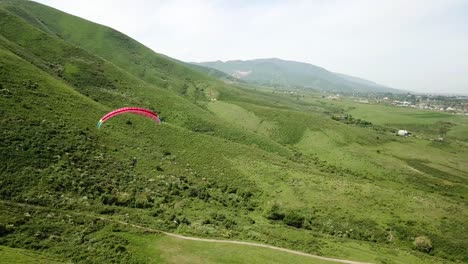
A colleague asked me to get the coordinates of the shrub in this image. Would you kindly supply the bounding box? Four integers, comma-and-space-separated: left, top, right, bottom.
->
223, 218, 237, 229
283, 211, 304, 228
188, 187, 199, 197
265, 203, 285, 220
0, 224, 13, 236
414, 236, 433, 253
98, 208, 115, 215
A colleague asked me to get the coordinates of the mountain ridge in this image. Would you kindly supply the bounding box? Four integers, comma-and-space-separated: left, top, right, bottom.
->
194, 58, 402, 93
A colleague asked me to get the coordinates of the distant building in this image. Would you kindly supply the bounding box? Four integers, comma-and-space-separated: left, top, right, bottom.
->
397, 130, 410, 136
446, 107, 455, 111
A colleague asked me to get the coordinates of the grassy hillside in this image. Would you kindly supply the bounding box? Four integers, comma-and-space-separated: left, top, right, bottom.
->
0, 245, 63, 263
122, 234, 339, 264
195, 58, 402, 93
0, 1, 466, 263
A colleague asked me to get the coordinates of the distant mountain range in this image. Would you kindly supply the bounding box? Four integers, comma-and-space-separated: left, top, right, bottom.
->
194, 58, 403, 93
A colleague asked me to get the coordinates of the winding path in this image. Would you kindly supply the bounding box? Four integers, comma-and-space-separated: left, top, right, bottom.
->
1, 200, 372, 264
107, 218, 372, 264
162, 232, 372, 264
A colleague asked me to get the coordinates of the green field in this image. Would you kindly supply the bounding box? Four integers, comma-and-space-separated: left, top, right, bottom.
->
332, 99, 468, 141
207, 101, 276, 136
123, 233, 336, 264
0, 246, 63, 263
0, 1, 466, 263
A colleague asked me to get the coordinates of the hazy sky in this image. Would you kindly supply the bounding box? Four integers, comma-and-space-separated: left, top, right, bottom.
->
35, 0, 468, 94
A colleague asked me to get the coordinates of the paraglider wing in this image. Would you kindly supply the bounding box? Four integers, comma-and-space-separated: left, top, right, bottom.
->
97, 107, 161, 128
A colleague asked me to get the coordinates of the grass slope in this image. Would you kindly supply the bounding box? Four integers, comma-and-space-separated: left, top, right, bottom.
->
0, 1, 466, 263
124, 233, 338, 264
0, 245, 63, 263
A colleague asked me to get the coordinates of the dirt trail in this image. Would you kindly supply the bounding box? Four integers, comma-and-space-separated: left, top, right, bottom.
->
406, 165, 424, 174
1, 200, 373, 264
162, 232, 373, 264
106, 218, 372, 264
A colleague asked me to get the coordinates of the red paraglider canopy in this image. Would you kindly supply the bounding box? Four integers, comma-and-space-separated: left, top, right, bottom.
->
97, 107, 160, 128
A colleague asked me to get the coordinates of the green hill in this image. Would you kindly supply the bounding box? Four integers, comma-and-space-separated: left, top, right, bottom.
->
0, 1, 467, 263
194, 58, 402, 93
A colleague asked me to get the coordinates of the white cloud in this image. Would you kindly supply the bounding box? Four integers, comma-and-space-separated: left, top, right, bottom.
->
34, 0, 468, 93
